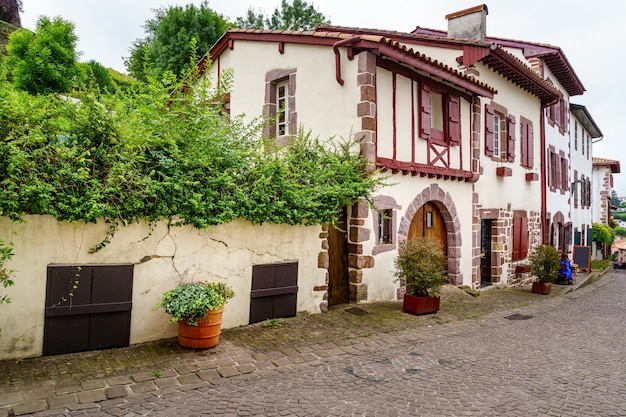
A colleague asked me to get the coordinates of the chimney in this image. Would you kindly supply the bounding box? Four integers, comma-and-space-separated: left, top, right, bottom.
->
446, 4, 488, 42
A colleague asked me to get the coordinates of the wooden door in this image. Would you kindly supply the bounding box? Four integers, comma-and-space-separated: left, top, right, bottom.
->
327, 209, 350, 305
249, 262, 298, 323
408, 202, 447, 255
44, 265, 133, 356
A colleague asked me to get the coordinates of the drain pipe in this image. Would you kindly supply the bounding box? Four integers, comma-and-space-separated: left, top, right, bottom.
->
333, 36, 361, 86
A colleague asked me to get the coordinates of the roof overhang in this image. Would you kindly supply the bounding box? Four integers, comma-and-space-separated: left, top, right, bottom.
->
205, 29, 496, 98
570, 103, 603, 138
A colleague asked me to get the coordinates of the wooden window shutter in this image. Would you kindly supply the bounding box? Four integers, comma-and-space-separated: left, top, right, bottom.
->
554, 99, 561, 129
527, 123, 534, 168
447, 95, 461, 145
507, 114, 516, 162
520, 216, 529, 258
512, 215, 521, 260
485, 104, 494, 156
520, 120, 528, 166
420, 84, 431, 139
555, 154, 562, 189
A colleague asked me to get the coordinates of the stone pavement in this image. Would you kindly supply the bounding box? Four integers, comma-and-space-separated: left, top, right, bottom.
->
0, 269, 621, 416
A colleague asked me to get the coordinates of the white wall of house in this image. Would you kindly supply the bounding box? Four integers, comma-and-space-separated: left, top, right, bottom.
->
0, 216, 324, 360
570, 113, 594, 246
209, 41, 362, 142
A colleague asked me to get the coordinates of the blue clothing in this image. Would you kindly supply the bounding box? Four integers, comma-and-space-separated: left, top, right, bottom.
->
559, 259, 573, 281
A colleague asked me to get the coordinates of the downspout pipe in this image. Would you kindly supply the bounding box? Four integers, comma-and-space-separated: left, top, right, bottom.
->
333, 36, 361, 86
540, 104, 548, 245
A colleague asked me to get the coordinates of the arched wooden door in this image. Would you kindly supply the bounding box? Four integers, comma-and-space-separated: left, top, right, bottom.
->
407, 202, 447, 256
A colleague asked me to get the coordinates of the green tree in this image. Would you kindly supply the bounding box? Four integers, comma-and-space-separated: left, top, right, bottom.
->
611, 189, 620, 207
124, 1, 227, 82
592, 222, 616, 259
7, 16, 77, 94
77, 60, 116, 94
236, 0, 330, 30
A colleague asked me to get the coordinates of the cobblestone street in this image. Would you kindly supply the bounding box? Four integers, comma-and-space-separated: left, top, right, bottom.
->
2, 270, 625, 416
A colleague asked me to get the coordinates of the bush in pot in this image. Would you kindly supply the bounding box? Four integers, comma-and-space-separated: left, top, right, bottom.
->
394, 236, 447, 314
528, 245, 559, 294
156, 281, 235, 348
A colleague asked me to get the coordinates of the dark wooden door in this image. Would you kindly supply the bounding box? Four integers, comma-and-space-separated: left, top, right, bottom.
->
480, 220, 493, 287
249, 262, 298, 324
43, 265, 133, 356
327, 209, 350, 305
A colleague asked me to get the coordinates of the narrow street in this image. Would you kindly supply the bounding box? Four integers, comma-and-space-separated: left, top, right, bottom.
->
57, 271, 626, 417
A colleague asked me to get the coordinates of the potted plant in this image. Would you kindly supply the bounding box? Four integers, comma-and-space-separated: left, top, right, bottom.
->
528, 244, 559, 294
156, 281, 235, 348
394, 236, 447, 315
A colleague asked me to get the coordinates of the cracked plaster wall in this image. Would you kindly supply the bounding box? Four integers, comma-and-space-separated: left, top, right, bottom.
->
0, 215, 323, 360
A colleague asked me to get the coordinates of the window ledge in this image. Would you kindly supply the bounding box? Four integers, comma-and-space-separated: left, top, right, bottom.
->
525, 173, 539, 181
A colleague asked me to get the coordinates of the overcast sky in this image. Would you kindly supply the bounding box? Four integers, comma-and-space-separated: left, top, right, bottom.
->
19, 0, 625, 194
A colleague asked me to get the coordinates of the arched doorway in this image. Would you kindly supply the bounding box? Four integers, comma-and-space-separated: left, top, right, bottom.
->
397, 184, 463, 286
407, 201, 448, 256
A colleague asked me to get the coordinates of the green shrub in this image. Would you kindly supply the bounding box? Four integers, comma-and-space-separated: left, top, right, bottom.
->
394, 237, 447, 297
528, 245, 560, 283
156, 281, 235, 326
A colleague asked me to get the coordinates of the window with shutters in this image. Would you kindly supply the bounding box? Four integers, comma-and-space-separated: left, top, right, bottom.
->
484, 102, 515, 162
520, 117, 534, 168
512, 211, 529, 261
574, 120, 578, 151
419, 83, 461, 146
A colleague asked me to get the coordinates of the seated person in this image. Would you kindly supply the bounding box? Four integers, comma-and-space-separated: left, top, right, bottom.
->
558, 252, 573, 285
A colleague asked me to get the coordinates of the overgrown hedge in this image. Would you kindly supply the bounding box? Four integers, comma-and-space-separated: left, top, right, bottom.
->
0, 69, 384, 248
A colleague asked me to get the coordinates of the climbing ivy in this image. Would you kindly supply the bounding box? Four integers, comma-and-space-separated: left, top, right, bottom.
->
0, 68, 384, 248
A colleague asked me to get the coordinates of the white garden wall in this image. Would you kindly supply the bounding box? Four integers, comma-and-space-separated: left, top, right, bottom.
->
0, 215, 324, 360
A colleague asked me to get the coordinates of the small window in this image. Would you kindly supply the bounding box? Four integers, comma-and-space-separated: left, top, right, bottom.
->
276, 80, 289, 136
426, 211, 434, 228
372, 196, 401, 255
493, 113, 501, 157
430, 91, 444, 132
377, 209, 393, 244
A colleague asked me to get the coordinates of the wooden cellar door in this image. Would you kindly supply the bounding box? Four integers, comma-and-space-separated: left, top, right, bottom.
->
249, 261, 298, 324
43, 265, 133, 356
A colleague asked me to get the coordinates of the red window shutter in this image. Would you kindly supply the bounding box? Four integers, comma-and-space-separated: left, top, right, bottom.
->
520, 216, 529, 258
507, 114, 516, 162
513, 215, 529, 260
485, 104, 494, 156
447, 95, 461, 145
420, 84, 431, 139
522, 121, 534, 168
554, 99, 561, 129
512, 215, 521, 260
555, 154, 561, 189
521, 120, 528, 166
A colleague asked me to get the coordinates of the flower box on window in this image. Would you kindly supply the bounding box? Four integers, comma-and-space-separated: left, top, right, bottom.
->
525, 172, 539, 181
496, 167, 512, 177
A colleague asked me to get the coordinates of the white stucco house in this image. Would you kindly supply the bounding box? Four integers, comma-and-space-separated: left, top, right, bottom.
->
0, 4, 612, 360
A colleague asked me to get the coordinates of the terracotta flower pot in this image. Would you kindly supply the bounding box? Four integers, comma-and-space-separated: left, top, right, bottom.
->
177, 308, 224, 349
531, 282, 552, 295
402, 293, 440, 315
